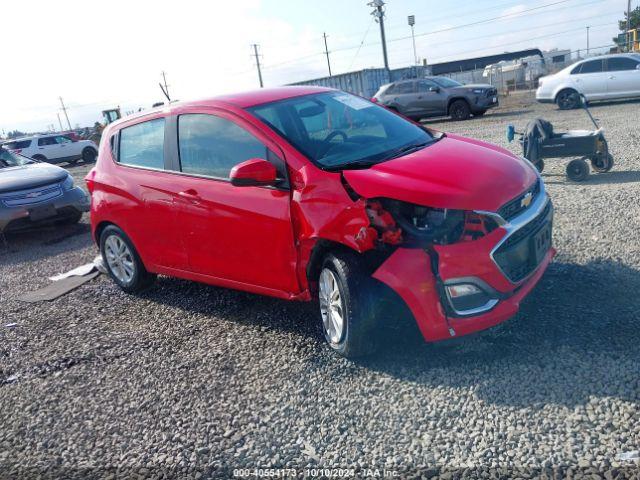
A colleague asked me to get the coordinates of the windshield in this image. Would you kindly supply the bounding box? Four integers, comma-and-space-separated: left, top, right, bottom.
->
432, 77, 463, 88
248, 92, 434, 169
0, 148, 34, 168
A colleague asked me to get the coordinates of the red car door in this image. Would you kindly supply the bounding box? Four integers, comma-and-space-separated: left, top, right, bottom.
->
169, 109, 300, 296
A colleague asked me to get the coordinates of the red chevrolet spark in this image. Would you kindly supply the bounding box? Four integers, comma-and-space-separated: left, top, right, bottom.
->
87, 86, 554, 357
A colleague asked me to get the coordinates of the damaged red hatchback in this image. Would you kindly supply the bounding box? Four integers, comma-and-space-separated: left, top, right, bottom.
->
87, 87, 555, 357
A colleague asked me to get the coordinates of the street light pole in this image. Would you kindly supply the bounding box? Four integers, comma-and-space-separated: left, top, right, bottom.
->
586, 26, 590, 56
369, 0, 390, 72
408, 15, 417, 65
627, 0, 632, 52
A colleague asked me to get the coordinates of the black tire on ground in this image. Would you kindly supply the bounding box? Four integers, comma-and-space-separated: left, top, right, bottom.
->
68, 158, 79, 166
31, 154, 47, 162
534, 159, 545, 173
474, 109, 487, 117
566, 159, 589, 182
556, 89, 581, 110
449, 100, 471, 120
319, 252, 381, 358
591, 154, 614, 173
99, 225, 156, 293
82, 147, 97, 163
64, 210, 83, 224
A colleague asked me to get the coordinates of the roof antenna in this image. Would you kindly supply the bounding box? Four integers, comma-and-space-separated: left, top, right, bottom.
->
159, 70, 171, 102
159, 82, 171, 102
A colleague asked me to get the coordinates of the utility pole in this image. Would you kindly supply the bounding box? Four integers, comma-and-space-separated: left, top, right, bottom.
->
59, 97, 72, 131
56, 113, 63, 132
251, 44, 264, 88
408, 15, 418, 65
586, 26, 590, 56
627, 0, 632, 51
161, 71, 170, 100
323, 32, 332, 76
369, 0, 390, 72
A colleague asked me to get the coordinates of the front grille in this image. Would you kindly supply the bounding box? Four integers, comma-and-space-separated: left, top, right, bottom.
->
498, 179, 541, 222
493, 202, 552, 283
0, 183, 62, 207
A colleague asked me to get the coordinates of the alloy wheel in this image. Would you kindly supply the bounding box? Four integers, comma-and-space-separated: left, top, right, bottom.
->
104, 235, 135, 284
558, 91, 579, 109
319, 268, 345, 345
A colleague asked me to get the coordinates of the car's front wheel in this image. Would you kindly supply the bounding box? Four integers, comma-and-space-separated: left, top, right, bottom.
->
100, 225, 156, 293
318, 252, 381, 358
449, 100, 471, 120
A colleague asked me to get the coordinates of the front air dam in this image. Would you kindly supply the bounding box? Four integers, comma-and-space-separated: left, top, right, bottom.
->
372, 247, 556, 342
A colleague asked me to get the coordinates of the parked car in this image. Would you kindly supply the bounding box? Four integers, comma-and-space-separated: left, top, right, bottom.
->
87, 86, 554, 358
3, 134, 98, 165
371, 77, 499, 121
0, 148, 90, 232
536, 53, 640, 109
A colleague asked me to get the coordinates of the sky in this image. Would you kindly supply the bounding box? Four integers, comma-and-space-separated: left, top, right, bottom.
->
0, 0, 630, 134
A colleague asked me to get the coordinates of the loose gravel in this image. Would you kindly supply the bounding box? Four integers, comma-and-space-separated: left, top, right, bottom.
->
1, 93, 639, 479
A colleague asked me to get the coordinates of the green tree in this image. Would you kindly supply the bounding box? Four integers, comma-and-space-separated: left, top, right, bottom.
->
619, 6, 640, 32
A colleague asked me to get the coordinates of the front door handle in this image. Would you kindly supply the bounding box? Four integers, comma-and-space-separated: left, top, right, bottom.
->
178, 189, 200, 199
609, 75, 615, 79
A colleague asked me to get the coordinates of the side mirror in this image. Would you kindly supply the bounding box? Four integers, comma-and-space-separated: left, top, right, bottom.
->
230, 158, 277, 187
429, 86, 440, 93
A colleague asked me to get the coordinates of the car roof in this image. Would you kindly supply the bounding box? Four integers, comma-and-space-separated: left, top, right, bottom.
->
107, 86, 335, 129
577, 53, 639, 63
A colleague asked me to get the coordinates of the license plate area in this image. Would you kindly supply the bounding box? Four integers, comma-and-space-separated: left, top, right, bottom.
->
531, 221, 552, 264
29, 204, 57, 221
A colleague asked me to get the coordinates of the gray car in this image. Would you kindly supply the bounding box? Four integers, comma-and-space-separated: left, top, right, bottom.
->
0, 148, 90, 233
372, 76, 499, 121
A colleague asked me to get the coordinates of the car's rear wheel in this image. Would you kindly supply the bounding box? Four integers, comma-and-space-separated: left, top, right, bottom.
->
318, 252, 381, 358
556, 89, 580, 110
82, 147, 97, 163
566, 158, 589, 182
449, 100, 471, 120
100, 225, 156, 293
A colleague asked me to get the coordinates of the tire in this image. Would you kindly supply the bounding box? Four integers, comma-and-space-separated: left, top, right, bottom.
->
533, 159, 545, 173
449, 100, 471, 120
591, 153, 614, 173
63, 210, 83, 225
556, 89, 580, 110
318, 252, 381, 358
99, 225, 156, 293
31, 154, 47, 162
474, 109, 487, 117
566, 159, 589, 182
82, 147, 97, 163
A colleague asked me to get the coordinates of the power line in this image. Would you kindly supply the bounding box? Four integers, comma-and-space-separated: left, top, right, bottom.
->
347, 17, 375, 71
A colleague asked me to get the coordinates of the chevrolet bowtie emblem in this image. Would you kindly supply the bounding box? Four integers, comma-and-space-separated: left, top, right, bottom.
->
520, 192, 533, 208
26, 191, 42, 198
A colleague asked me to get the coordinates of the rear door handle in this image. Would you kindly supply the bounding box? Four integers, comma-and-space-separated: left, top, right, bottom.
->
609, 76, 615, 79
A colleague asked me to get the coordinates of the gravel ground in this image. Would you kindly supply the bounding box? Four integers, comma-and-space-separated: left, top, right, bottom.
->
1, 93, 639, 479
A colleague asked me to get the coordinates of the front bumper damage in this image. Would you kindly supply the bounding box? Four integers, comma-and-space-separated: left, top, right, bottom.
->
372, 192, 555, 342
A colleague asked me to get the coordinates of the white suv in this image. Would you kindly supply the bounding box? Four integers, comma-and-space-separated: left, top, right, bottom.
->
3, 134, 98, 165
536, 53, 640, 109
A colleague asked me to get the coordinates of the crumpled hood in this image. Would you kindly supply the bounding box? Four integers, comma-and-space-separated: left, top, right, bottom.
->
0, 162, 68, 193
342, 133, 537, 212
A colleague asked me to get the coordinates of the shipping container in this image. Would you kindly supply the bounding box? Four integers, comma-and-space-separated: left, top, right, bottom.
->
290, 66, 428, 98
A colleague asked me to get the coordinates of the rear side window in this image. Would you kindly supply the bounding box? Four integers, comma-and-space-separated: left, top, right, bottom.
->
119, 118, 165, 169
178, 114, 268, 179
4, 140, 31, 149
607, 57, 639, 71
574, 60, 603, 74
394, 82, 415, 94
38, 137, 57, 146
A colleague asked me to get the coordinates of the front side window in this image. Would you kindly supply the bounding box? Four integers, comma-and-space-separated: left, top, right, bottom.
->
607, 57, 639, 71
249, 92, 435, 170
119, 118, 165, 169
55, 136, 72, 144
178, 114, 268, 179
417, 79, 439, 92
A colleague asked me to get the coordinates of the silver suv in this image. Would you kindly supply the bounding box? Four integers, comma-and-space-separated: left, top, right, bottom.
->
372, 77, 498, 121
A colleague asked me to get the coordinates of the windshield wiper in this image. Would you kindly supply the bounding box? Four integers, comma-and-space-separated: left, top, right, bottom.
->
382, 141, 433, 161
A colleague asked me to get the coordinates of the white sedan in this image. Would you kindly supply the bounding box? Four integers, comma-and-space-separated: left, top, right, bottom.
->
536, 53, 640, 109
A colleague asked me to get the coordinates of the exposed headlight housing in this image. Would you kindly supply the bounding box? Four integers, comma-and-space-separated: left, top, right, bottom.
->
445, 280, 499, 315
62, 175, 75, 191
471, 88, 485, 94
